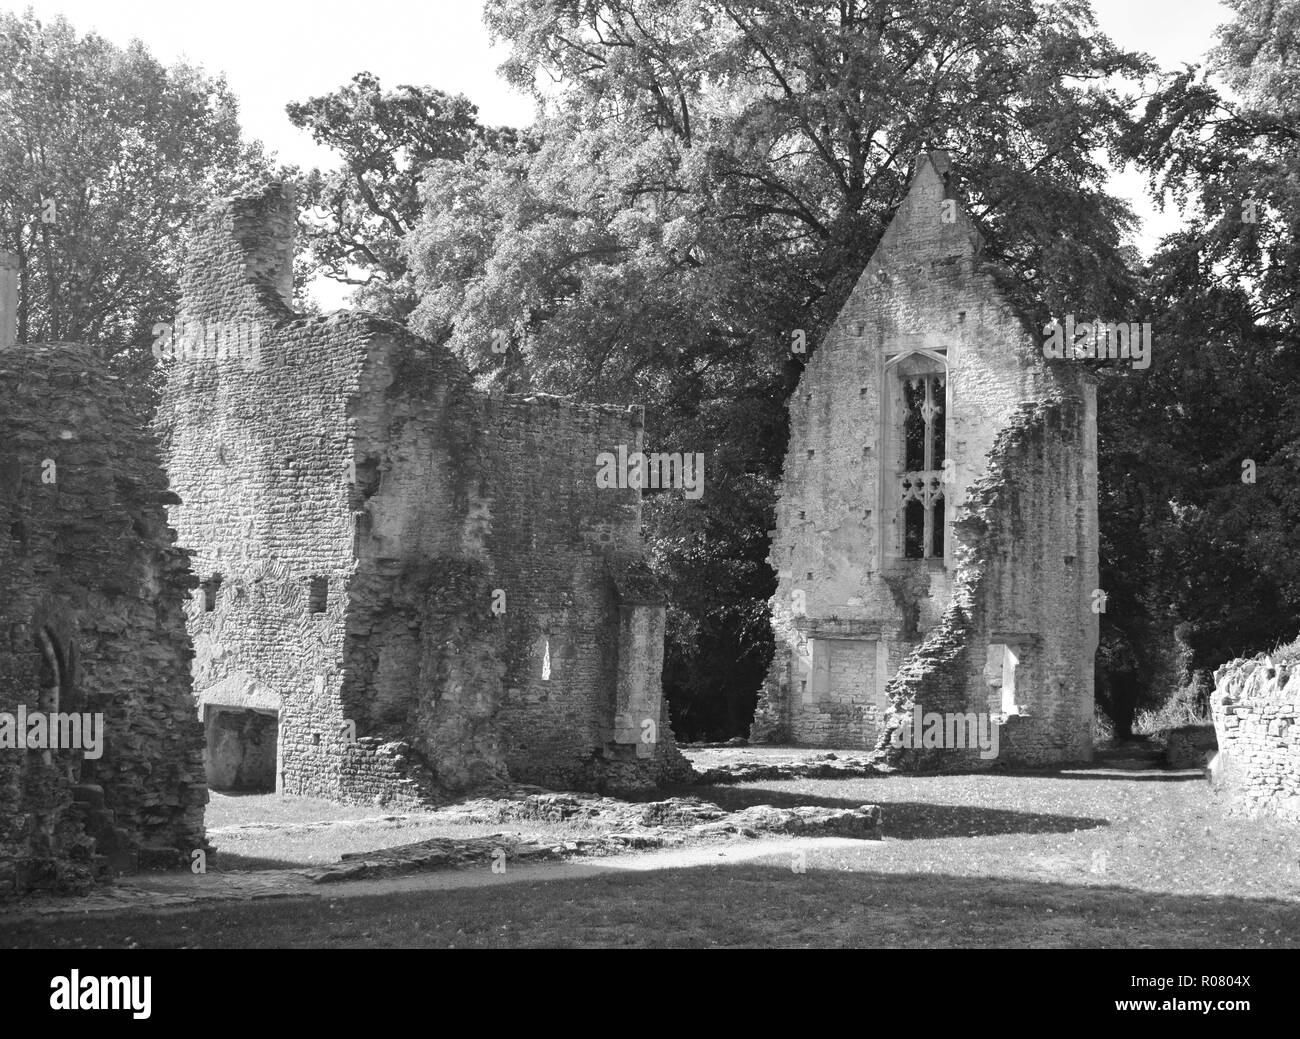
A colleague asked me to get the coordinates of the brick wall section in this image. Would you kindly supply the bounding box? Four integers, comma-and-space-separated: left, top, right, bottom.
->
484, 393, 688, 790
177, 182, 296, 326
0, 345, 206, 893
340, 326, 497, 803
1211, 657, 1300, 822
156, 185, 688, 807
752, 152, 1097, 765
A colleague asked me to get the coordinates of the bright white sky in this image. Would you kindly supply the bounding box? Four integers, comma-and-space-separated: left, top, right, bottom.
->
5, 0, 1236, 306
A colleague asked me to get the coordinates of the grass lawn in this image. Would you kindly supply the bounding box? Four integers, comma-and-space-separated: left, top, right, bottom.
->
4, 766, 1298, 948
3, 861, 1296, 949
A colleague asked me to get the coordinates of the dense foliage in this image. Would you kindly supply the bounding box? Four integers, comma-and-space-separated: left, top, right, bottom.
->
0, 10, 271, 398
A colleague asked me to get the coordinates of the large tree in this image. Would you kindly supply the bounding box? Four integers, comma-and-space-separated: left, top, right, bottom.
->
0, 10, 271, 385
1103, 0, 1300, 716
407, 0, 1149, 738
286, 72, 516, 319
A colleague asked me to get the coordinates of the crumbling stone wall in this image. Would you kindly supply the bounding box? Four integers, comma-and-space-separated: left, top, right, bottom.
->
0, 343, 206, 893
155, 186, 688, 807
1211, 656, 1299, 822
876, 397, 1098, 768
752, 152, 1097, 765
484, 393, 687, 790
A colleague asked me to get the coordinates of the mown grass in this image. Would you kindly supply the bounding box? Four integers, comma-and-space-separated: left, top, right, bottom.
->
3, 862, 1297, 949
6, 766, 1299, 948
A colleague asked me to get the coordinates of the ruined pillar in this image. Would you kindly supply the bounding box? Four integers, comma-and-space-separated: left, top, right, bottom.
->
0, 251, 17, 349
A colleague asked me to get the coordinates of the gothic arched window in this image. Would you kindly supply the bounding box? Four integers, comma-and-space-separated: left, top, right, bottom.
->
884, 351, 949, 563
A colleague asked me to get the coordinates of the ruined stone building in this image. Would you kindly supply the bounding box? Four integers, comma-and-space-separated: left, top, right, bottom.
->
0, 260, 207, 892
154, 185, 689, 807
751, 152, 1099, 766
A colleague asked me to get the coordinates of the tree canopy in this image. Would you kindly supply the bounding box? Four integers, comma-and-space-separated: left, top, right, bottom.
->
0, 9, 271, 385
403, 0, 1151, 737
287, 72, 516, 320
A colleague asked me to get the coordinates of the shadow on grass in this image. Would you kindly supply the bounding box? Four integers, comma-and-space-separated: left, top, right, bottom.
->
692, 785, 1109, 837
206, 852, 310, 871
675, 764, 1205, 790
4, 862, 1295, 949
210, 789, 278, 798
1047, 770, 1205, 783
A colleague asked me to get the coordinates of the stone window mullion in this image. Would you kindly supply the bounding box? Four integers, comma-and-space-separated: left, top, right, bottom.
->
893, 362, 946, 561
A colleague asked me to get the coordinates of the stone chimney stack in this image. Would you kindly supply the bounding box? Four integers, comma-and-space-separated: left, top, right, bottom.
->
230, 182, 296, 311
178, 182, 297, 326
0, 251, 17, 350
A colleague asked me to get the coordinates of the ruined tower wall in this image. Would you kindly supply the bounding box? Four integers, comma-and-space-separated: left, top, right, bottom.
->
1, 346, 206, 893
176, 183, 296, 327
158, 185, 686, 805
153, 312, 402, 803
483, 394, 689, 790
879, 396, 1099, 768
342, 329, 505, 799
156, 187, 446, 806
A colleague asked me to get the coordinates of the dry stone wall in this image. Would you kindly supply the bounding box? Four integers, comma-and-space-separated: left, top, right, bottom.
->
1211, 656, 1300, 821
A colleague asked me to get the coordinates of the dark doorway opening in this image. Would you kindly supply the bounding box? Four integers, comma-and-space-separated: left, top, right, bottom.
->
204, 707, 278, 791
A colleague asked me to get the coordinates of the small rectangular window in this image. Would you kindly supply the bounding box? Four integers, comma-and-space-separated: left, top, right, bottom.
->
202, 575, 222, 612
308, 576, 328, 614
904, 499, 925, 559
798, 639, 815, 704
986, 643, 1020, 715
811, 640, 831, 702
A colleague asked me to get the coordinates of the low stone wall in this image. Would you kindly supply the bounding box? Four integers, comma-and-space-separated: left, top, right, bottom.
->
1211, 655, 1299, 822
